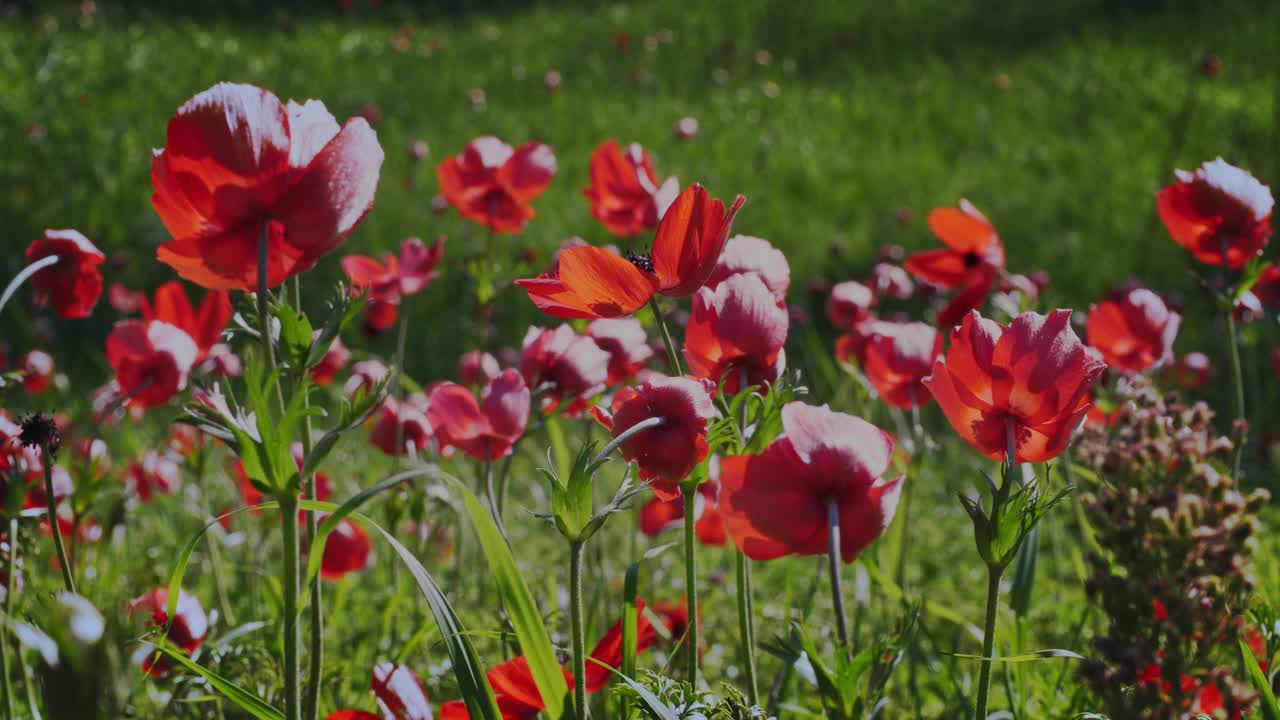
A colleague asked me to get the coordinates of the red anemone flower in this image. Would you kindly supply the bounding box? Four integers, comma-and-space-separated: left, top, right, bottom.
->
905, 200, 1005, 327
126, 449, 180, 503
152, 82, 384, 291
105, 320, 198, 409
427, 369, 530, 461
140, 280, 232, 363
309, 332, 351, 386
719, 402, 903, 562
128, 588, 208, 676
25, 229, 105, 319
519, 325, 609, 415
1164, 351, 1213, 390
320, 517, 372, 581
826, 281, 875, 329
586, 317, 655, 385
344, 358, 390, 398
20, 351, 54, 394
370, 394, 433, 456
705, 235, 790, 302
325, 663, 432, 720
457, 350, 501, 385
515, 184, 746, 319
638, 479, 725, 546
436, 136, 556, 233
862, 321, 943, 409
684, 273, 789, 394
591, 375, 715, 501
363, 298, 399, 335
583, 139, 679, 236
1085, 287, 1180, 373
871, 262, 914, 300
342, 236, 446, 305
922, 310, 1106, 463
1156, 157, 1273, 268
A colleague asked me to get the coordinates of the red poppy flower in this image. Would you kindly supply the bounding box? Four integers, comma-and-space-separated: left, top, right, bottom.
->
109, 283, 147, 314
362, 298, 399, 335
200, 343, 243, 378
871, 262, 914, 300
515, 184, 746, 319
436, 136, 556, 234
105, 320, 199, 409
826, 281, 875, 329
152, 82, 384, 291
427, 369, 530, 461
592, 374, 715, 501
20, 351, 54, 394
706, 235, 791, 302
25, 229, 105, 319
370, 394, 432, 456
638, 479, 725, 546
719, 402, 903, 562
1251, 265, 1280, 305
519, 325, 609, 415
325, 663, 432, 720
1085, 287, 1180, 373
342, 236, 446, 304
586, 317, 654, 385
321, 517, 371, 581
922, 310, 1106, 463
905, 201, 1005, 327
126, 449, 180, 503
1156, 158, 1273, 268
684, 273, 789, 394
457, 350, 501, 385
862, 321, 943, 409
309, 332, 350, 386
344, 359, 390, 398
128, 588, 208, 676
140, 281, 232, 363
583, 140, 679, 236
1164, 352, 1213, 390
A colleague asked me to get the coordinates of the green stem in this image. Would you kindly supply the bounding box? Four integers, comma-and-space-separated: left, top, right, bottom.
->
292, 277, 323, 720
281, 497, 301, 720
0, 255, 59, 317
825, 496, 849, 649
569, 541, 588, 720
1, 517, 16, 720
683, 487, 700, 686
1222, 242, 1247, 478
734, 549, 759, 705
649, 298, 684, 376
973, 565, 1003, 720
42, 444, 75, 594
257, 224, 278, 376
482, 444, 509, 546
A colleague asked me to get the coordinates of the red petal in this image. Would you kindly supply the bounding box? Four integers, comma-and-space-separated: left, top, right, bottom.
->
498, 142, 556, 202
515, 246, 658, 319
927, 206, 997, 253
372, 662, 433, 720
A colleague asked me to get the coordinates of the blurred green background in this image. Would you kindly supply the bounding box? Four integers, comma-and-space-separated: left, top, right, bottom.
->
2, 0, 1278, 393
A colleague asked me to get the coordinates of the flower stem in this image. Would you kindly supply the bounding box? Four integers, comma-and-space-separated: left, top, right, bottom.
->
42, 444, 75, 594
683, 486, 700, 687
973, 563, 1004, 720
0, 255, 59, 317
1, 517, 17, 720
734, 549, 759, 705
593, 416, 666, 465
292, 277, 322, 720
824, 496, 850, 649
483, 444, 509, 546
648, 298, 684, 376
1221, 242, 1247, 478
568, 540, 588, 720
257, 224, 278, 377
280, 497, 301, 720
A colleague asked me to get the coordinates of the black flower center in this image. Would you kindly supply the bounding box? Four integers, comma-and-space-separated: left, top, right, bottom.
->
627, 251, 655, 273
17, 412, 60, 456
963, 251, 982, 269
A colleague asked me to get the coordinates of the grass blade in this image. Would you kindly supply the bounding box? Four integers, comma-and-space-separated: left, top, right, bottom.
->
165, 503, 276, 625
146, 636, 284, 720
1241, 638, 1280, 719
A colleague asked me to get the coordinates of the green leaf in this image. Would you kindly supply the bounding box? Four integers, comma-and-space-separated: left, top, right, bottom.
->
276, 303, 313, 371
951, 648, 1085, 663
1241, 638, 1280, 720
165, 504, 277, 629
146, 635, 284, 720
543, 412, 571, 481
623, 543, 678, 683
425, 467, 569, 720
1009, 524, 1040, 618
304, 285, 364, 370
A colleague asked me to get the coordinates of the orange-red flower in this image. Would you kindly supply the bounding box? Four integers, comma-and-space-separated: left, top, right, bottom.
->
519, 325, 609, 415
128, 588, 208, 676
1085, 287, 1180, 373
638, 475, 725, 546
25, 229, 105, 319
586, 317, 654, 385
436, 136, 556, 233
427, 369, 530, 461
684, 273, 788, 394
1156, 158, 1273, 268
515, 184, 745, 319
584, 140, 679, 236
140, 280, 232, 363
591, 375, 715, 501
905, 200, 1005, 327
341, 236, 445, 315
862, 321, 942, 409
719, 402, 903, 562
152, 82, 384, 291
105, 320, 198, 409
923, 310, 1106, 463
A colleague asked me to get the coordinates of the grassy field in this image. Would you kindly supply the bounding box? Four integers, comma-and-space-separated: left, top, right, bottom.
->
1, 1, 1279, 718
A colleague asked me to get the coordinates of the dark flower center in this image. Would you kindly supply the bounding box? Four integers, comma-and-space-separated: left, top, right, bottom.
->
627, 252, 655, 273
17, 412, 60, 456
963, 251, 982, 269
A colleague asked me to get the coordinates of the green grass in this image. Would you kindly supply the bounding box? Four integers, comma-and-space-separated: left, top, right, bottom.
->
1, 1, 1279, 718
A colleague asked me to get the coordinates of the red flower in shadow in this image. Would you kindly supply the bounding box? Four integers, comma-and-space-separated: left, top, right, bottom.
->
25, 229, 105, 319
436, 136, 556, 233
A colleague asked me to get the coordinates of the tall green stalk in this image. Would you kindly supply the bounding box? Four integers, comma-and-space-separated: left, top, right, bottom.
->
42, 445, 76, 594
683, 487, 700, 686
824, 497, 850, 650
292, 278, 322, 720
1221, 242, 1247, 478
1, 517, 17, 720
973, 422, 1018, 720
568, 541, 588, 720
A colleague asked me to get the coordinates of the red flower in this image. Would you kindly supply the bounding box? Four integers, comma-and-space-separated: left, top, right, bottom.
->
1164, 351, 1213, 390
519, 325, 609, 415
457, 350, 501, 385
140, 280, 232, 363
1252, 264, 1280, 305
583, 140, 679, 236
128, 588, 208, 676
427, 369, 530, 461
436, 136, 556, 233
592, 375, 715, 501
871, 262, 914, 300
826, 281, 875, 329
1156, 157, 1273, 268
719, 402, 903, 562
20, 351, 54, 394
25, 229, 105, 319
515, 184, 745, 319
905, 201, 1005, 327
152, 82, 384, 291
1152, 598, 1169, 622
344, 359, 390, 398
126, 449, 180, 503
922, 310, 1106, 463
586, 317, 654, 385
862, 321, 943, 409
705, 235, 790, 303
105, 320, 198, 409
684, 273, 789, 394
363, 298, 399, 335
370, 394, 432, 456
200, 343, 243, 378
109, 283, 148, 314
1085, 287, 1180, 373
638, 479, 725, 546
326, 663, 432, 720
309, 332, 350, 386
321, 517, 372, 581
342, 236, 446, 304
